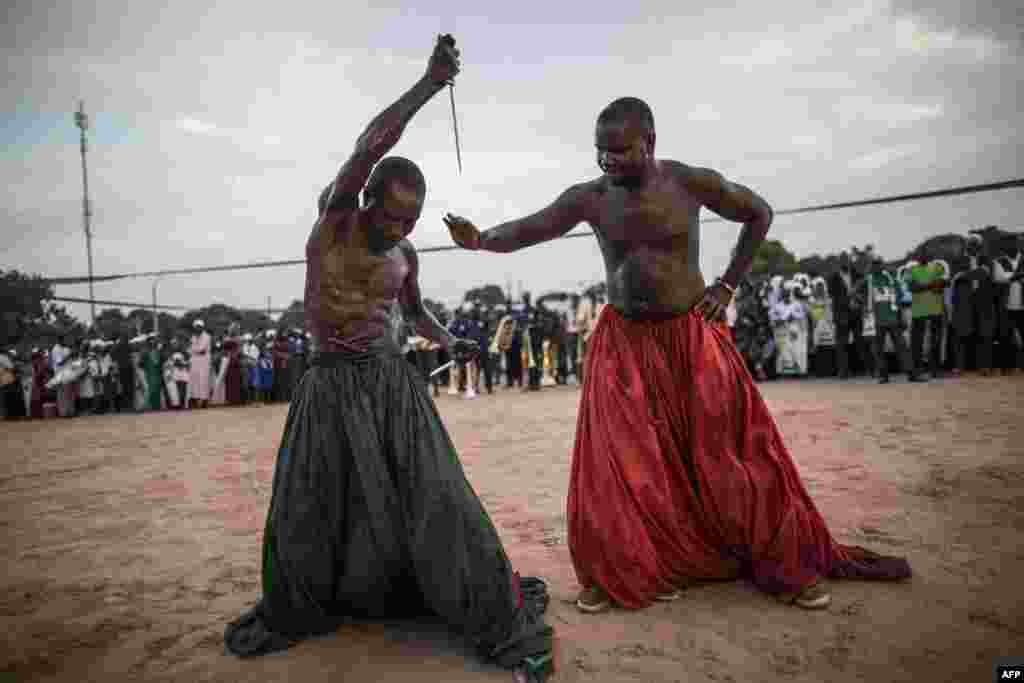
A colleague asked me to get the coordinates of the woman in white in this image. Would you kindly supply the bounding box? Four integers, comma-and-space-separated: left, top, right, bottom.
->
188, 320, 212, 409
771, 282, 809, 377
78, 341, 102, 414
162, 347, 180, 409
809, 277, 836, 376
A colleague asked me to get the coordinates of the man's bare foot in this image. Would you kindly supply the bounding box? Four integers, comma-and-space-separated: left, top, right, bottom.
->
777, 580, 831, 609
576, 586, 611, 613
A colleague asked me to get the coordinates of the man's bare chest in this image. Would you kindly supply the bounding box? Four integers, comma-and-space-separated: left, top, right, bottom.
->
593, 184, 700, 244
320, 243, 409, 298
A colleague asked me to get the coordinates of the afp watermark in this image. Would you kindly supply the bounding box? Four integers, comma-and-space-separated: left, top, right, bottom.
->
995, 658, 1024, 682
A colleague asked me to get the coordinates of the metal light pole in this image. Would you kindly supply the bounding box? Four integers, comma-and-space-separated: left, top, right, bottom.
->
152, 277, 163, 337
74, 100, 96, 328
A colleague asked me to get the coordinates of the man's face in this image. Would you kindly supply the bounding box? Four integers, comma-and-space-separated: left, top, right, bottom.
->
595, 119, 652, 185
839, 253, 851, 270
365, 182, 423, 249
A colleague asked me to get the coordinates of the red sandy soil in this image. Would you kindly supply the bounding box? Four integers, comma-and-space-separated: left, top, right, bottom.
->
1, 373, 1022, 682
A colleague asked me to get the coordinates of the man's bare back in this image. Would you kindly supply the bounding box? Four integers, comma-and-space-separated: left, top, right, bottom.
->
444, 97, 773, 322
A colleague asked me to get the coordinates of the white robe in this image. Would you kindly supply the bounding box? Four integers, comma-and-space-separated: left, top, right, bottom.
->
132, 352, 148, 411
189, 332, 212, 400
772, 301, 809, 376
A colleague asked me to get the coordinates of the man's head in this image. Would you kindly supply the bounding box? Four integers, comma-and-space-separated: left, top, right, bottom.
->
965, 233, 983, 256
362, 157, 426, 250
595, 97, 656, 185
838, 251, 851, 271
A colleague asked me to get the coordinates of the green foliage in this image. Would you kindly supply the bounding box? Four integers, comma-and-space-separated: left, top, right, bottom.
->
0, 269, 54, 346
750, 240, 799, 276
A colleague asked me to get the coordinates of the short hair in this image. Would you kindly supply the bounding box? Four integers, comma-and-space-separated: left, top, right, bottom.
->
597, 97, 655, 132
364, 156, 426, 203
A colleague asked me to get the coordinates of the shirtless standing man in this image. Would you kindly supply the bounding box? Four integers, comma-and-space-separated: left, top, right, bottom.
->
446, 97, 911, 614
224, 36, 554, 679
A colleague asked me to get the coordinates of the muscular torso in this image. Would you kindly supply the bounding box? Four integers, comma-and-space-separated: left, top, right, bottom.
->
585, 161, 707, 318
305, 211, 409, 349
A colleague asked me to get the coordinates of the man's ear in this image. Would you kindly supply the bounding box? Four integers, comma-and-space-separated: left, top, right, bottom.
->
647, 130, 656, 154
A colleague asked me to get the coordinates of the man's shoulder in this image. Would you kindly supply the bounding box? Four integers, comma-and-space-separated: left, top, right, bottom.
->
663, 161, 721, 187
563, 178, 604, 204
307, 208, 357, 254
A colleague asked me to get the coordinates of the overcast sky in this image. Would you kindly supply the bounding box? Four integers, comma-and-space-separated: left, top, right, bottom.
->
2, 0, 1022, 322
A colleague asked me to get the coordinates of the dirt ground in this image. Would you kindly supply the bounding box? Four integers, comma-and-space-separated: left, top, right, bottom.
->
1, 373, 1022, 683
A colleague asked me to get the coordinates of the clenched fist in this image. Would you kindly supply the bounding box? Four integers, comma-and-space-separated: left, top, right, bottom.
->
426, 34, 461, 86
443, 213, 481, 250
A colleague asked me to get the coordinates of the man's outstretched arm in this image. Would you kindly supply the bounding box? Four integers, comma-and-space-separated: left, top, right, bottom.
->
686, 166, 774, 287
444, 184, 590, 253
320, 37, 460, 217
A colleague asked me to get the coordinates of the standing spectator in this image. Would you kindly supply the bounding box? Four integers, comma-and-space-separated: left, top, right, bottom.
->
114, 336, 134, 413
172, 352, 190, 409
827, 251, 865, 378
0, 348, 25, 419
287, 330, 308, 396
241, 333, 259, 403
98, 341, 116, 414
468, 307, 493, 395
52, 344, 81, 417
575, 293, 595, 384
952, 237, 998, 376
272, 331, 292, 402
992, 241, 1024, 374
29, 348, 49, 418
210, 341, 227, 405
78, 341, 101, 415
447, 305, 475, 397
223, 325, 243, 405
506, 298, 529, 389
771, 284, 808, 377
143, 336, 163, 411
565, 299, 580, 383
808, 277, 836, 377
188, 320, 212, 408
256, 342, 275, 404
50, 335, 74, 415
903, 251, 947, 380
864, 258, 920, 383
131, 337, 148, 412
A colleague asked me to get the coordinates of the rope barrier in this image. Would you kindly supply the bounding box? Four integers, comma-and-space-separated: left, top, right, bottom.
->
40, 177, 1023, 286
48, 295, 294, 314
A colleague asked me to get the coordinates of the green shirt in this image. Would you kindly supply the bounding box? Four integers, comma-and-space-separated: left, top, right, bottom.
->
905, 263, 945, 319
867, 271, 900, 327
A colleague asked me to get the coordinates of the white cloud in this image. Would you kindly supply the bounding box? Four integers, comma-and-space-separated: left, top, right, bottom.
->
178, 117, 218, 135
849, 144, 921, 170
